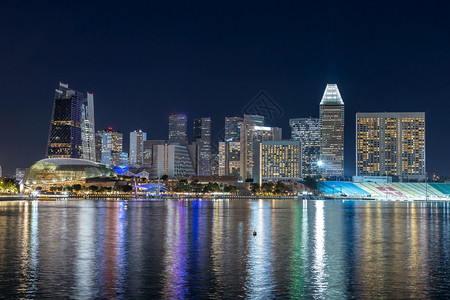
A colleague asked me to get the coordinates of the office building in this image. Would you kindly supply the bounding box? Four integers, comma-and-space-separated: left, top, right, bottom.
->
81, 92, 96, 161
240, 123, 282, 181
225, 117, 243, 141
47, 82, 95, 160
129, 130, 147, 167
151, 144, 195, 178
193, 117, 212, 175
319, 84, 345, 178
356, 112, 426, 181
169, 114, 188, 145
143, 140, 167, 167
254, 141, 301, 183
97, 128, 123, 166
290, 118, 321, 178
218, 141, 241, 176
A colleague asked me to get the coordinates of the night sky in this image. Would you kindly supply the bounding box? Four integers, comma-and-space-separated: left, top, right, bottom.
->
1, 1, 449, 176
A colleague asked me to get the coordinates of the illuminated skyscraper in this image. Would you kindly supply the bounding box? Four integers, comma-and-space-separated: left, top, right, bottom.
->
129, 130, 147, 167
240, 123, 282, 181
356, 112, 426, 181
243, 114, 264, 126
290, 118, 321, 178
169, 114, 188, 145
255, 141, 302, 183
47, 82, 95, 160
193, 117, 212, 175
319, 84, 344, 178
218, 141, 240, 176
225, 116, 243, 142
81, 92, 96, 161
97, 128, 123, 166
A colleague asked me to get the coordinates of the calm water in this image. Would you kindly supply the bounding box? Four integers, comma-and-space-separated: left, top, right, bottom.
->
0, 199, 449, 299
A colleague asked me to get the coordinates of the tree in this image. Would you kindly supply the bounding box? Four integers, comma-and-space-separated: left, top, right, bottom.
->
73, 184, 82, 191
304, 176, 318, 191
89, 185, 98, 192
161, 175, 169, 181
251, 183, 260, 193
120, 185, 133, 193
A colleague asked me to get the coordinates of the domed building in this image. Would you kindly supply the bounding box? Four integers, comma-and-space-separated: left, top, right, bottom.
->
23, 158, 117, 191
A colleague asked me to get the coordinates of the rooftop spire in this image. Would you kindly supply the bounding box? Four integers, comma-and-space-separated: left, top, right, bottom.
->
320, 84, 344, 105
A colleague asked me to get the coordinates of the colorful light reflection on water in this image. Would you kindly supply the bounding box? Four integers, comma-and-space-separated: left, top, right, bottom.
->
0, 199, 449, 298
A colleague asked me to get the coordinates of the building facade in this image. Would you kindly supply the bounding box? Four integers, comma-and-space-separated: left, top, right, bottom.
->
289, 118, 321, 178
254, 141, 301, 183
97, 128, 123, 166
240, 124, 282, 181
143, 140, 167, 167
169, 114, 188, 145
129, 130, 147, 167
151, 144, 195, 178
224, 117, 243, 142
356, 112, 426, 181
193, 117, 212, 175
47, 82, 95, 160
218, 141, 240, 176
81, 92, 96, 161
319, 84, 345, 178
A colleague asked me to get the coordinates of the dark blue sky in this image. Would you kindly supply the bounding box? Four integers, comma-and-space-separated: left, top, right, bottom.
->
1, 0, 449, 176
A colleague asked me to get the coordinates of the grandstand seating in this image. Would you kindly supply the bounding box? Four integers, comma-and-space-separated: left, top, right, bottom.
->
318, 181, 450, 199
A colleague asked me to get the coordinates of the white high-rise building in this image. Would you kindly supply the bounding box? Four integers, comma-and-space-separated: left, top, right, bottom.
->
320, 84, 345, 178
81, 92, 96, 161
129, 130, 147, 167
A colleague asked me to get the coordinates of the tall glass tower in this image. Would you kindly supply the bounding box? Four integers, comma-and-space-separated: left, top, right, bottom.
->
168, 114, 188, 145
289, 117, 321, 178
47, 82, 95, 160
319, 84, 344, 178
129, 130, 147, 167
193, 117, 212, 175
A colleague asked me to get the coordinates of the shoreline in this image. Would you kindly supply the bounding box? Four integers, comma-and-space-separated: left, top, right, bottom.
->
2, 193, 449, 202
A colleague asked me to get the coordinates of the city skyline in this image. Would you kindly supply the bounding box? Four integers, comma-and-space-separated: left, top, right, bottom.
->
0, 1, 449, 176
0, 81, 436, 179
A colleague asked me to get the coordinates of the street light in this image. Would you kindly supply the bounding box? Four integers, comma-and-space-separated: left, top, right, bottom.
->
317, 160, 324, 179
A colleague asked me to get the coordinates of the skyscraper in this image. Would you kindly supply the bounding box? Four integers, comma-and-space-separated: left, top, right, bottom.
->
193, 117, 212, 175
254, 141, 302, 184
319, 84, 344, 178
129, 130, 147, 167
225, 117, 243, 142
97, 128, 123, 166
81, 92, 96, 161
243, 114, 264, 126
290, 118, 321, 178
356, 112, 426, 181
218, 141, 240, 176
151, 143, 195, 178
240, 123, 282, 181
169, 114, 188, 145
47, 82, 95, 160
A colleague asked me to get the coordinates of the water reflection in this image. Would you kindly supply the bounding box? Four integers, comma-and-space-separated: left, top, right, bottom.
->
0, 200, 449, 298
245, 200, 274, 298
162, 201, 189, 298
